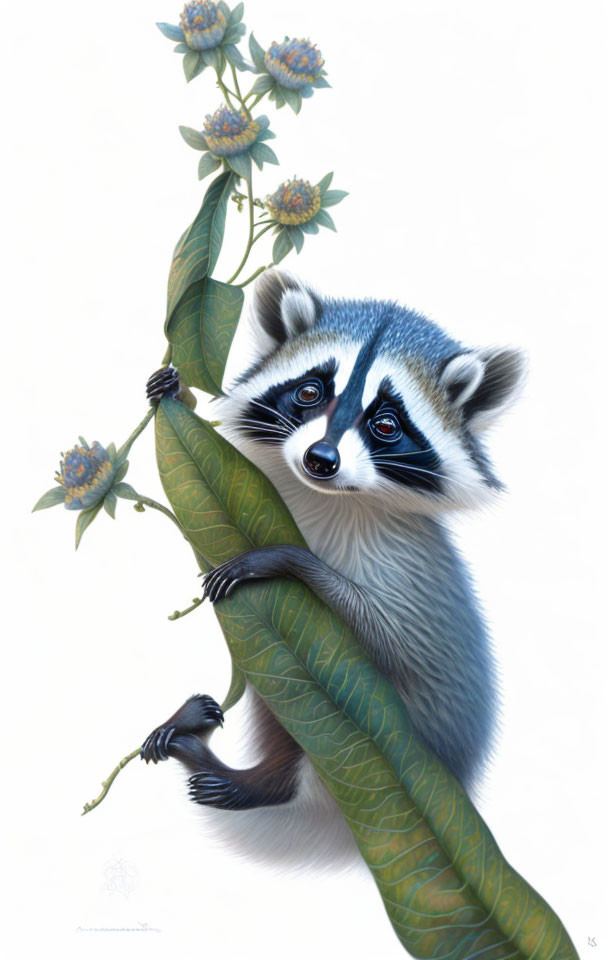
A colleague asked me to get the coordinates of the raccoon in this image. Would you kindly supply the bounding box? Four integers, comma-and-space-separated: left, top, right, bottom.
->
142, 269, 525, 866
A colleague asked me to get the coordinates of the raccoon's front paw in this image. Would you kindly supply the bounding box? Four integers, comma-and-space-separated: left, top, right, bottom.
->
202, 547, 292, 603
146, 365, 180, 404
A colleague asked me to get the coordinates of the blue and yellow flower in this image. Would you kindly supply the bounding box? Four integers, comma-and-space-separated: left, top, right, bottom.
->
248, 34, 330, 113
157, 2, 249, 82
56, 441, 115, 510
265, 173, 348, 262
179, 105, 278, 180
33, 438, 131, 548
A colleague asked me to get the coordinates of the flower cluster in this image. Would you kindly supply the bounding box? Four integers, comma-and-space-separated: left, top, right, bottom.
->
179, 106, 278, 180
58, 441, 115, 510
249, 34, 330, 113
180, 1, 226, 50
34, 437, 132, 548
266, 173, 348, 262
157, 2, 248, 81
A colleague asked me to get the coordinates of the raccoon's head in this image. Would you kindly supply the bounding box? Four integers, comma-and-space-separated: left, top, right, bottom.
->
218, 270, 525, 515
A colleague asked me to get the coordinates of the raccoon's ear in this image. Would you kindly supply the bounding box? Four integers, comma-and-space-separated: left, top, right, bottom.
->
252, 269, 321, 345
440, 347, 526, 432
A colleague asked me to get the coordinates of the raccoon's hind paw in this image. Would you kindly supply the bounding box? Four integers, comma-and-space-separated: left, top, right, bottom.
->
140, 694, 224, 764
140, 725, 177, 764
146, 365, 180, 403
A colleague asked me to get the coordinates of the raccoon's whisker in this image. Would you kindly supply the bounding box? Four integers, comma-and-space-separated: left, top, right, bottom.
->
371, 460, 472, 492
249, 398, 298, 432
235, 416, 290, 435
369, 449, 433, 461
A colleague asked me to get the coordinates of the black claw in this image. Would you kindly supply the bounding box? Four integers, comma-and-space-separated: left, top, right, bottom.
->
146, 366, 180, 403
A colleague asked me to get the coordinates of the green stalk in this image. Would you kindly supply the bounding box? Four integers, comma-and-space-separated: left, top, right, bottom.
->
230, 63, 249, 118
82, 748, 141, 815
226, 177, 256, 284
132, 495, 182, 530
215, 68, 235, 109
235, 264, 271, 288
116, 408, 154, 462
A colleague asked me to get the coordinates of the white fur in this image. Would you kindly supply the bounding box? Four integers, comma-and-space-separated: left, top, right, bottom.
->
281, 288, 317, 338
439, 353, 485, 406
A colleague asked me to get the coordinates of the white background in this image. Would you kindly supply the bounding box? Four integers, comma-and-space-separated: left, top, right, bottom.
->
3, 0, 607, 957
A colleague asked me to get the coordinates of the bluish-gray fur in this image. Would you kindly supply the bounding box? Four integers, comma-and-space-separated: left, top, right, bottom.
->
315, 297, 462, 368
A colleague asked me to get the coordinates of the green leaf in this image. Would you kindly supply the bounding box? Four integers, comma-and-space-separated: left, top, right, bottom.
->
272, 229, 293, 264
299, 220, 319, 235
226, 152, 252, 180
167, 278, 244, 395
75, 500, 103, 550
198, 153, 221, 180
249, 32, 267, 72
156, 22, 186, 42
204, 46, 221, 70
287, 226, 304, 253
32, 486, 65, 511
312, 75, 331, 88
113, 482, 140, 501
269, 86, 286, 109
155, 398, 578, 960
220, 659, 247, 713
223, 43, 250, 72
256, 128, 276, 142
280, 87, 302, 114
317, 171, 333, 194
322, 189, 348, 207
223, 23, 247, 45
250, 74, 274, 95
166, 171, 233, 325
103, 490, 117, 518
228, 1, 244, 26
178, 126, 208, 150
183, 51, 203, 82
113, 460, 129, 484
314, 208, 337, 231
249, 141, 279, 170
173, 42, 189, 54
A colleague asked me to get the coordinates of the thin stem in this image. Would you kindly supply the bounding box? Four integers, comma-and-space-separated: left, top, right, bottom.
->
244, 93, 264, 110
81, 747, 141, 815
116, 408, 154, 462
230, 63, 249, 117
251, 223, 275, 245
235, 263, 271, 288
226, 177, 256, 284
168, 595, 205, 621
215, 69, 235, 109
133, 496, 182, 530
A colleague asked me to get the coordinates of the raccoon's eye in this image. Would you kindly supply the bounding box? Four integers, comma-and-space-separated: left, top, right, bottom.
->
369, 412, 402, 442
293, 379, 324, 407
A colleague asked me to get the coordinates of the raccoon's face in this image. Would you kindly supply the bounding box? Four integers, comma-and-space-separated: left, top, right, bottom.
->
218, 271, 525, 515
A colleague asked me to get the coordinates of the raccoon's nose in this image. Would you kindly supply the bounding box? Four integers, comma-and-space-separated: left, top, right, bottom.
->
303, 441, 340, 479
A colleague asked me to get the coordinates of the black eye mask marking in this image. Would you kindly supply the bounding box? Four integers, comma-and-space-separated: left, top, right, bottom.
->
361, 377, 442, 493
238, 359, 337, 445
